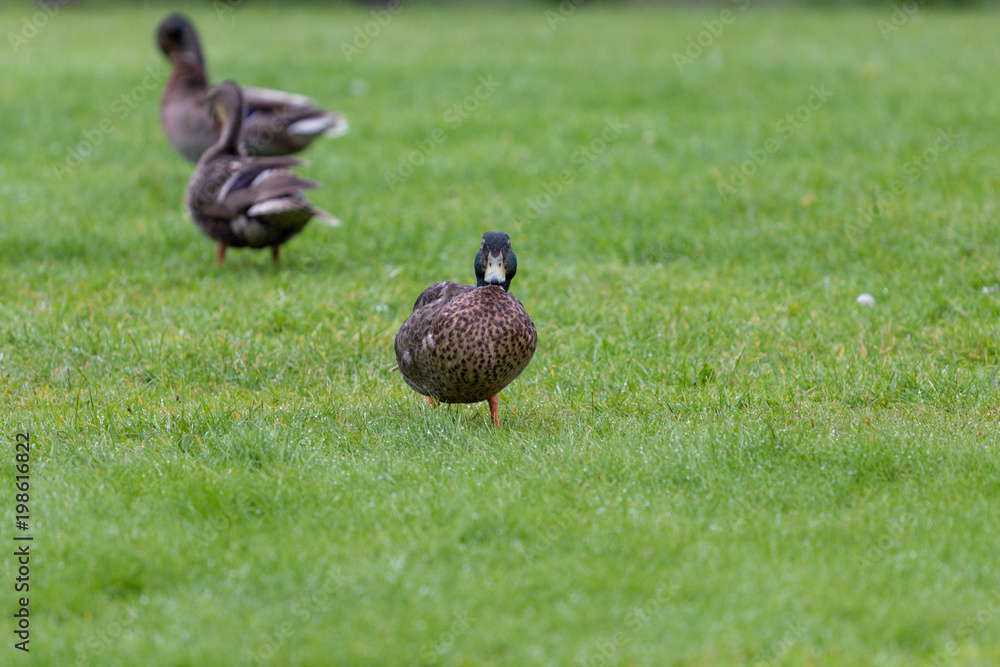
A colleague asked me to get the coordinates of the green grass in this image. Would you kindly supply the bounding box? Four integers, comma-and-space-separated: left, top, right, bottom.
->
3, 2, 1000, 665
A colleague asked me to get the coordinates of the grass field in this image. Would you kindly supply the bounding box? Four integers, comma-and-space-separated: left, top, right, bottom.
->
3, 1, 1000, 665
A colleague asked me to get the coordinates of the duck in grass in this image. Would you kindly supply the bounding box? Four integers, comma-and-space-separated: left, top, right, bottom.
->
156, 13, 347, 162
394, 232, 537, 427
184, 80, 340, 266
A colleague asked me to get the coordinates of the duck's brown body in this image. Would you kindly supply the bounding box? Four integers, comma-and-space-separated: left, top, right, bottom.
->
395, 282, 537, 404
157, 13, 347, 163
163, 84, 344, 163
184, 155, 318, 252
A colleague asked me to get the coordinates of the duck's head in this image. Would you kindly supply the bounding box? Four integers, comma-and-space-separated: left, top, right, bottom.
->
475, 231, 517, 291
156, 13, 203, 64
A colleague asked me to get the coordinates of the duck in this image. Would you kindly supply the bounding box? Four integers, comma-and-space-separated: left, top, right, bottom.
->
156, 13, 347, 163
184, 80, 340, 265
394, 232, 537, 427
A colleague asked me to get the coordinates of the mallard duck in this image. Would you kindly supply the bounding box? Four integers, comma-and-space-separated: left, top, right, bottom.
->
394, 232, 537, 427
157, 13, 347, 163
184, 80, 340, 265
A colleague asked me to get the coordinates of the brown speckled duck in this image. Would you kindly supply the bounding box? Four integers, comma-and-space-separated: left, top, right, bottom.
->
394, 232, 537, 427
184, 80, 340, 265
157, 13, 347, 163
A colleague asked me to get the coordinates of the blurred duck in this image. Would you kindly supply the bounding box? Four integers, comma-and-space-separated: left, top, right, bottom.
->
394, 232, 537, 428
157, 13, 347, 162
184, 80, 340, 265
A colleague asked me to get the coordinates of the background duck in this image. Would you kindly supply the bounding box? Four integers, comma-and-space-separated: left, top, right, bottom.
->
184, 80, 340, 265
157, 13, 348, 162
394, 232, 537, 428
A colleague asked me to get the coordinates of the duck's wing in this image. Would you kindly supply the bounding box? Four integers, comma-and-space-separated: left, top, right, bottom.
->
243, 86, 315, 109
242, 87, 349, 149
411, 281, 476, 314
395, 282, 474, 382
396, 282, 474, 350
191, 157, 315, 219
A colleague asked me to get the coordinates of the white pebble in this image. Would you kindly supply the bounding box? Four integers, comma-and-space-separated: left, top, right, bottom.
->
856, 293, 876, 307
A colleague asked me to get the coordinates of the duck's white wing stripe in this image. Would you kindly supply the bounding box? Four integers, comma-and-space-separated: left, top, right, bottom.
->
323, 116, 349, 138
247, 198, 304, 218
288, 116, 338, 137
243, 86, 314, 108
250, 169, 282, 187
218, 171, 242, 202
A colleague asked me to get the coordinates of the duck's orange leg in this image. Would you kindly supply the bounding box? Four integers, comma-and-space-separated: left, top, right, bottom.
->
488, 394, 500, 428
426, 396, 439, 408
216, 243, 227, 266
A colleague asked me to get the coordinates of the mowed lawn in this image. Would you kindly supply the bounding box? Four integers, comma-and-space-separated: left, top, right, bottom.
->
3, 2, 1000, 665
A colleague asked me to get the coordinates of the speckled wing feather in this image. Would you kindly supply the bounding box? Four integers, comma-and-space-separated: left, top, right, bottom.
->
394, 281, 474, 392
411, 281, 476, 313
